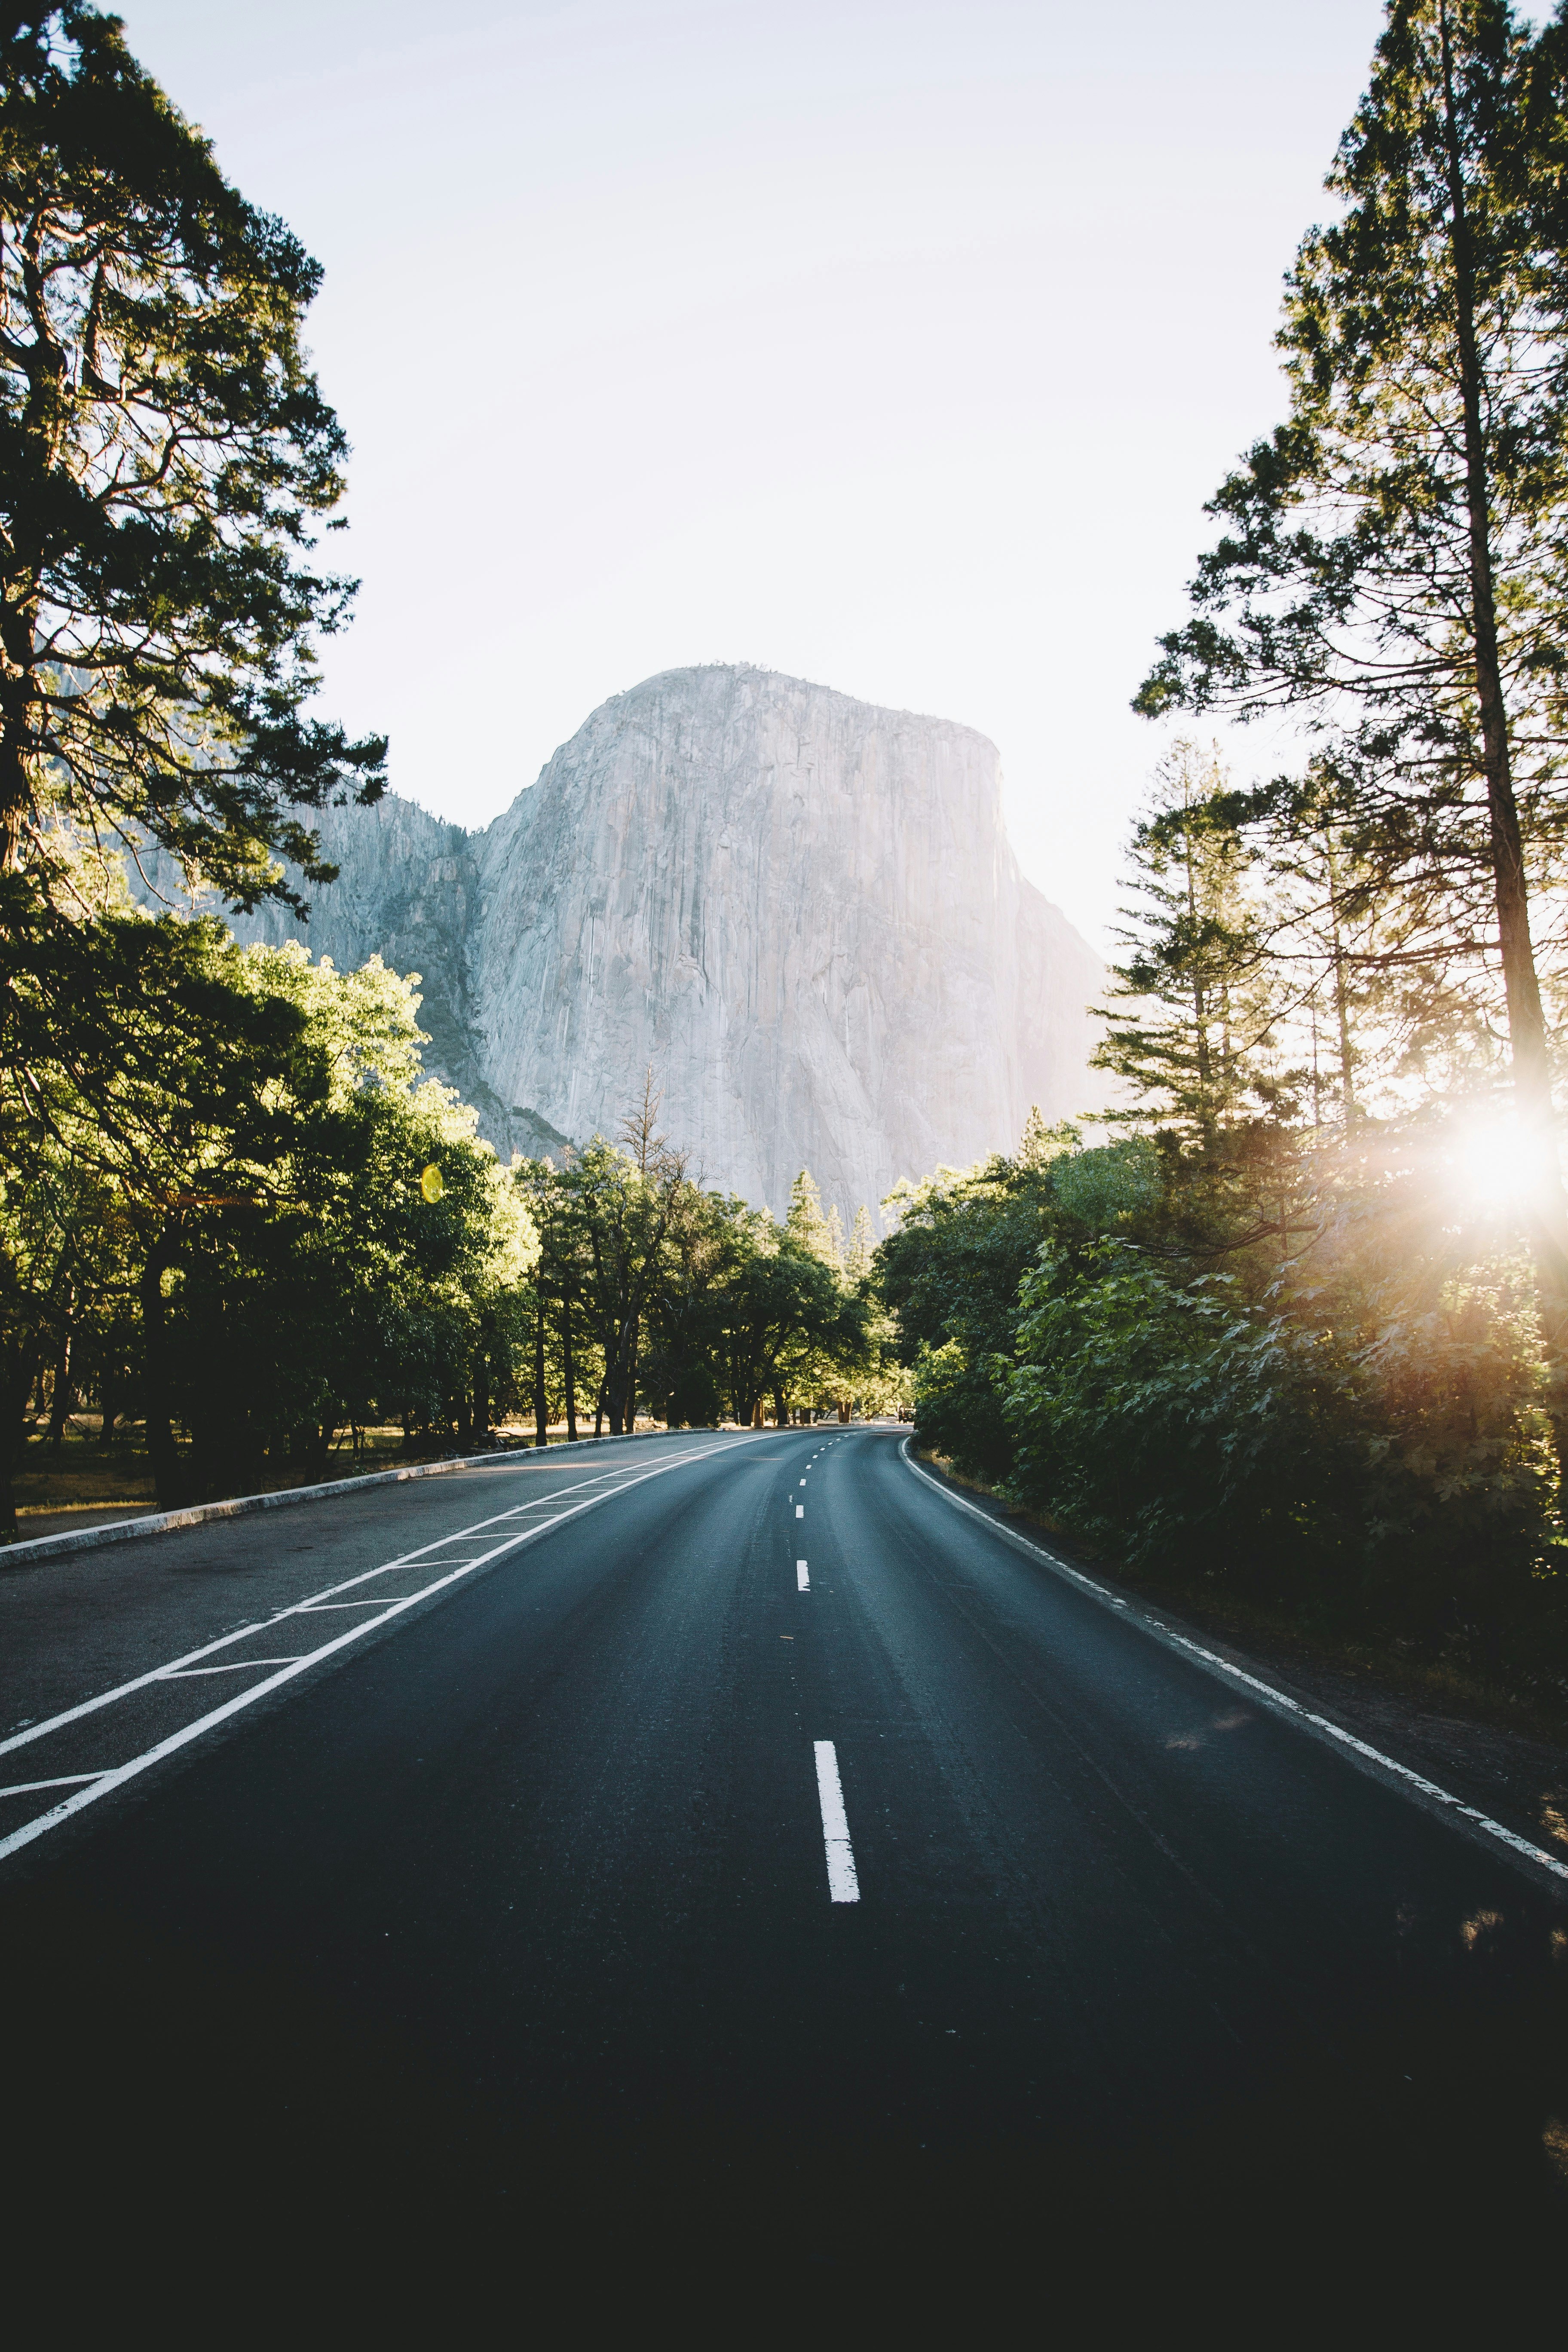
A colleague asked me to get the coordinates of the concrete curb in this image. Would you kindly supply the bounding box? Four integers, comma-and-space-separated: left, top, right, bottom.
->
2, 1427, 690, 1569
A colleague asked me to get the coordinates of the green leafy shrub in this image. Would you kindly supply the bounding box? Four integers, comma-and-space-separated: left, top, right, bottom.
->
1004, 1243, 1366, 1592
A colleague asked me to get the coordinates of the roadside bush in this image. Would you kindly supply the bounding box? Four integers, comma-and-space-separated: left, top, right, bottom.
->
912, 1338, 1016, 1485
1004, 1242, 1369, 1594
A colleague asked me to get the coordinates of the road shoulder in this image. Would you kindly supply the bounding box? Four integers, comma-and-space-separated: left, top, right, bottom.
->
905, 1444, 1568, 1878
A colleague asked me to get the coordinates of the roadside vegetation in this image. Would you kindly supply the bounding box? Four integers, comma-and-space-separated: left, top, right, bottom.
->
881, 0, 1568, 1726
0, 9, 898, 1540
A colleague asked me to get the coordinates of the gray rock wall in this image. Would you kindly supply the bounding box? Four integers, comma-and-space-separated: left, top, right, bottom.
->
138, 666, 1108, 1222
472, 666, 1107, 1218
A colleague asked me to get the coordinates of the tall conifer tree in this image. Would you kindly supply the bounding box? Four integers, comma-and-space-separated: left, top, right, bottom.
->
1093, 743, 1268, 1153
1137, 0, 1568, 1459
0, 5, 384, 915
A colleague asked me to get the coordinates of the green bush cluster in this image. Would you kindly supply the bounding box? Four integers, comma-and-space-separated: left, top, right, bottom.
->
879, 1121, 1567, 1686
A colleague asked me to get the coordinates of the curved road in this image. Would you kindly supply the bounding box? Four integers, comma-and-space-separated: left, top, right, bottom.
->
3, 1427, 1566, 2285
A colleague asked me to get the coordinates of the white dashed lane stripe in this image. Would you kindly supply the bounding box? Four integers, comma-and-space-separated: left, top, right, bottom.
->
813, 1740, 860, 1903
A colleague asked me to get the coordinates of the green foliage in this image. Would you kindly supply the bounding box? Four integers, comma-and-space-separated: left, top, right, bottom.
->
1133, 0, 1568, 1467
0, 4, 385, 910
518, 1143, 880, 1437
910, 1337, 1015, 1485
1004, 1245, 1365, 1586
0, 917, 539, 1521
1094, 743, 1274, 1149
1048, 1139, 1164, 1234
785, 1168, 840, 1271
883, 1097, 1562, 1668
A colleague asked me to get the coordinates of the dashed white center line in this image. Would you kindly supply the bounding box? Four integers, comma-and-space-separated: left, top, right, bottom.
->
813, 1740, 860, 1902
797, 1560, 810, 1591
796, 1504, 804, 1518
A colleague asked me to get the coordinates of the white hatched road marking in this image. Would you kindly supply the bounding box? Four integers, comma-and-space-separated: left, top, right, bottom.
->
0, 1772, 107, 1798
813, 1740, 860, 1903
0, 1436, 744, 1865
164, 1660, 305, 1675
0, 1456, 694, 1767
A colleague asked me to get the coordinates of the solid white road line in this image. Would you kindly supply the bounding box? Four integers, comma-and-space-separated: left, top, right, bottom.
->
162, 1660, 304, 1675
0, 1772, 107, 1798
0, 1435, 744, 1866
813, 1740, 860, 1903
797, 1560, 810, 1591
898, 1438, 1568, 1890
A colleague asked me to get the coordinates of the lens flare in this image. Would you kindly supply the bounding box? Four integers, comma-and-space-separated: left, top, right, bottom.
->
1454, 1127, 1524, 1204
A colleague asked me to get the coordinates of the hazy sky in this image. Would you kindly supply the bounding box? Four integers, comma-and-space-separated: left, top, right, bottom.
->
116, 0, 1421, 950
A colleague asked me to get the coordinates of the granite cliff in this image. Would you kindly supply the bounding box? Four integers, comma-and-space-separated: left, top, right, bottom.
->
167, 666, 1107, 1220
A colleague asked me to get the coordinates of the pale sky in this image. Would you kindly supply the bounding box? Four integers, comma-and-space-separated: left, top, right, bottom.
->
116, 0, 1410, 952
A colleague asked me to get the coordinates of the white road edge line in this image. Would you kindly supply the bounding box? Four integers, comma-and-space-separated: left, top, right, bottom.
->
813, 1739, 860, 1902
0, 1436, 743, 1865
797, 1560, 810, 1592
0, 1439, 733, 1767
898, 1438, 1568, 1890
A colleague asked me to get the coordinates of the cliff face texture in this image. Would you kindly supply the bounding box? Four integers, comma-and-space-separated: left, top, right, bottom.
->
185, 666, 1106, 1220
472, 666, 1104, 1215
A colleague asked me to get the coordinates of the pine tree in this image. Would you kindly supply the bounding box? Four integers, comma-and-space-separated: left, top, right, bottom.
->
1136, 0, 1568, 1454
0, 6, 385, 916
844, 1204, 876, 1283
785, 1169, 840, 1269
1093, 743, 1273, 1154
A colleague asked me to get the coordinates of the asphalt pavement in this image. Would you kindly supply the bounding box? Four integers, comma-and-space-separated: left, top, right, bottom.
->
3, 1426, 1565, 2305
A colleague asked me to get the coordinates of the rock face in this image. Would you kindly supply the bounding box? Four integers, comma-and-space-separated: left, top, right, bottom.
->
185, 665, 1107, 1221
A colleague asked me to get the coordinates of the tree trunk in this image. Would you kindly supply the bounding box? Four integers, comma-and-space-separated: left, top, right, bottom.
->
594, 1377, 606, 1439
472, 1343, 490, 1446
1441, 15, 1568, 1482
624, 1318, 640, 1432
139, 1223, 184, 1509
1324, 835, 1357, 1122
561, 1287, 577, 1441
0, 1330, 42, 1544
534, 1287, 548, 1449
45, 1323, 71, 1455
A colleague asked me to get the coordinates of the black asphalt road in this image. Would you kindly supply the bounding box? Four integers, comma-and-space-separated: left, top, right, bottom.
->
4, 1429, 1566, 2305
